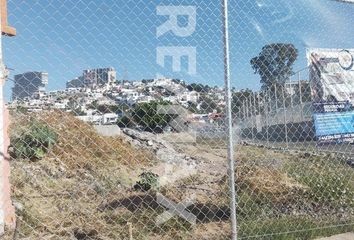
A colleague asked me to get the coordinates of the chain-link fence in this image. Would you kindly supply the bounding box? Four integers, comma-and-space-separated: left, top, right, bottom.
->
2, 0, 354, 239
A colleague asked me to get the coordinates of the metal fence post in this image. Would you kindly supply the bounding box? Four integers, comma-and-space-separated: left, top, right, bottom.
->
246, 97, 250, 119
266, 89, 270, 145
222, 0, 237, 239
257, 92, 261, 115
242, 101, 246, 121
275, 83, 278, 111
282, 86, 289, 148
253, 93, 257, 141
249, 94, 254, 140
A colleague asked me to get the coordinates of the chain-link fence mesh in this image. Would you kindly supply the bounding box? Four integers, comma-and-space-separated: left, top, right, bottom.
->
2, 0, 354, 239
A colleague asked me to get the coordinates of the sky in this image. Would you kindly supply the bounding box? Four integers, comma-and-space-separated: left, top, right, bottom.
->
2, 0, 354, 100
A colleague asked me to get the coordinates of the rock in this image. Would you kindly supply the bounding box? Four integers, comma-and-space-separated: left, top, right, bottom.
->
132, 139, 141, 147
121, 128, 197, 166
13, 200, 24, 213
346, 160, 354, 168
73, 228, 98, 240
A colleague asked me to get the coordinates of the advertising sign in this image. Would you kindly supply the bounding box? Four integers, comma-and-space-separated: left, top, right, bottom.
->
308, 48, 354, 143
313, 102, 354, 143
308, 48, 354, 103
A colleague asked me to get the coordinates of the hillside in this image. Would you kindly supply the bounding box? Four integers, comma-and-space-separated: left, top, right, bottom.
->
6, 111, 354, 239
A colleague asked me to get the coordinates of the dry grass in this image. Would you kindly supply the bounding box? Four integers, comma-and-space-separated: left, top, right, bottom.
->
11, 110, 155, 169
237, 166, 308, 203
9, 111, 158, 239
8, 112, 354, 239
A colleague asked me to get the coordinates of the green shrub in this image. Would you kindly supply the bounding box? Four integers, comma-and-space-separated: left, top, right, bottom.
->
116, 115, 134, 128
134, 171, 160, 191
10, 121, 57, 161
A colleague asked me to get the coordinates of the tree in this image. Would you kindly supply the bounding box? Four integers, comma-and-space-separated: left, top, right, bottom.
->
67, 97, 85, 116
131, 101, 174, 133
187, 83, 210, 93
95, 104, 129, 114
117, 115, 134, 128
186, 101, 199, 113
251, 43, 298, 90
87, 100, 98, 109
232, 89, 254, 115
199, 95, 219, 113
293, 81, 312, 104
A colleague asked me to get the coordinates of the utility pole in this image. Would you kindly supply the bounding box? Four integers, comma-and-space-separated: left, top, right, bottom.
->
0, 0, 16, 234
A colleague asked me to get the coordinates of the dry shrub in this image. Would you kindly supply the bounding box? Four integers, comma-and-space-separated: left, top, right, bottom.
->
238, 166, 308, 203
9, 110, 159, 239
10, 110, 155, 169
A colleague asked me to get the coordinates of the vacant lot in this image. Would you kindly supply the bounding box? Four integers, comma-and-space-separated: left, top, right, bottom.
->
7, 111, 354, 239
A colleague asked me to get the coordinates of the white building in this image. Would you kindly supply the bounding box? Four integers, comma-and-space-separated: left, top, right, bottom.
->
76, 113, 118, 125
178, 91, 199, 103
82, 67, 116, 87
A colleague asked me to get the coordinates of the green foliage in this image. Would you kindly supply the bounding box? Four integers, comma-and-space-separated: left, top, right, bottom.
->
172, 78, 186, 87
251, 43, 298, 89
134, 171, 160, 191
87, 100, 99, 109
239, 216, 354, 240
141, 79, 154, 84
90, 104, 128, 114
10, 121, 58, 161
286, 156, 354, 206
15, 106, 28, 114
131, 100, 173, 132
72, 108, 86, 116
186, 101, 199, 113
198, 94, 220, 114
96, 104, 116, 114
232, 89, 255, 115
292, 81, 312, 103
116, 115, 134, 128
187, 83, 210, 93
86, 100, 130, 118
67, 97, 85, 116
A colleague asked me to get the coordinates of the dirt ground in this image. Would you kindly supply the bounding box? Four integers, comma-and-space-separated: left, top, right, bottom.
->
7, 115, 354, 239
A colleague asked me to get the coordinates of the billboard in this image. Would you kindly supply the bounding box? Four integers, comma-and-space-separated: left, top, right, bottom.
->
308, 48, 354, 103
308, 48, 354, 143
313, 102, 354, 143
